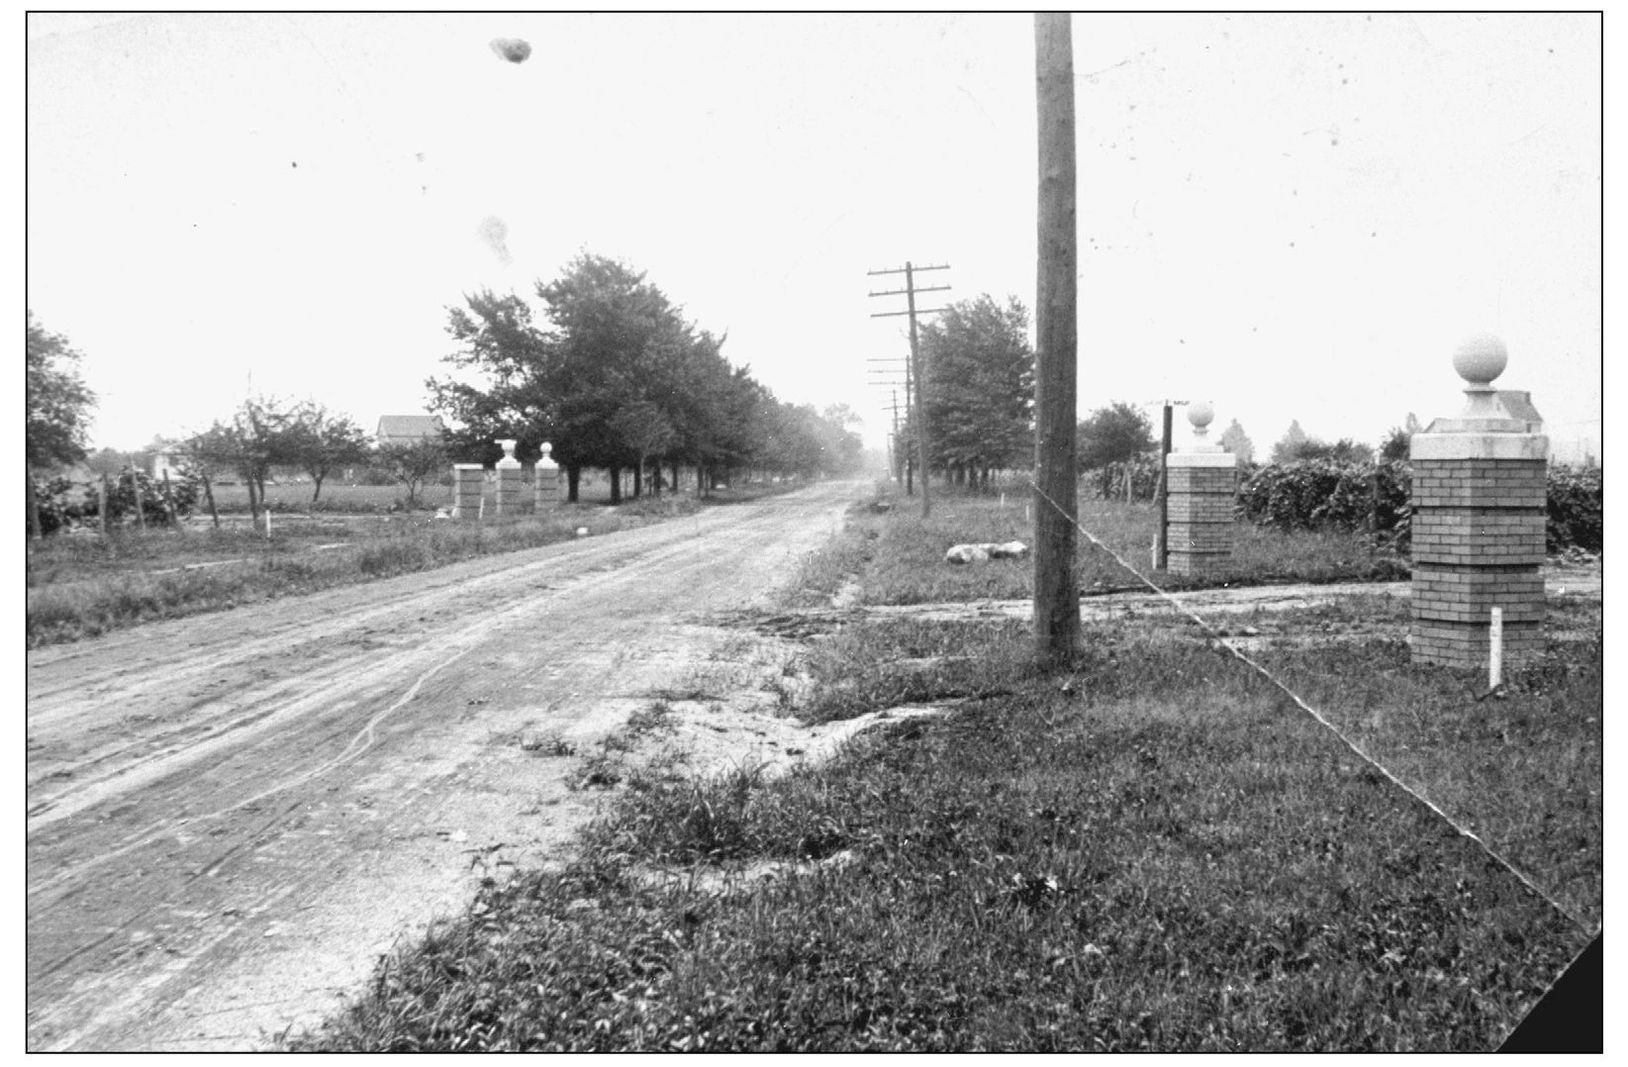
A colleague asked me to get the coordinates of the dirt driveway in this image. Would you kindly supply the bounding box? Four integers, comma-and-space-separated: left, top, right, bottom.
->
26, 482, 862, 1051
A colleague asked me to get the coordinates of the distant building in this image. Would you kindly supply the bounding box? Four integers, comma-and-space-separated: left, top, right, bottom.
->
375, 415, 446, 448
150, 444, 185, 481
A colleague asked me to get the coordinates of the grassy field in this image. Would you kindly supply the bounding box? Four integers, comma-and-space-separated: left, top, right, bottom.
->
25, 480, 782, 648
290, 484, 1599, 1052
784, 485, 1409, 609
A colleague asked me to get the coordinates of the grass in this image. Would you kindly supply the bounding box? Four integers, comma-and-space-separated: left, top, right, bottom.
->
286, 476, 1598, 1051
785, 482, 1408, 609
290, 609, 1597, 1051
25, 487, 758, 648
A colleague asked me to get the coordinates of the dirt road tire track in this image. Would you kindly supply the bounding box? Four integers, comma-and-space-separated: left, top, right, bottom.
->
26, 483, 858, 1051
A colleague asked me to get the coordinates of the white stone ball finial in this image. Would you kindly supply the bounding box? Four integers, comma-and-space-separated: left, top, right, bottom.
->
540, 441, 552, 459
1187, 400, 1215, 441
1452, 334, 1508, 391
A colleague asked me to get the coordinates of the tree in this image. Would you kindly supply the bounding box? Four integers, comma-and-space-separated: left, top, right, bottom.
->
287, 402, 371, 501
611, 400, 676, 497
920, 294, 1036, 486
1076, 401, 1155, 471
1379, 413, 1422, 463
535, 253, 690, 502
428, 288, 552, 470
1269, 420, 1311, 464
86, 447, 134, 479
378, 437, 448, 508
1219, 418, 1255, 464
27, 311, 97, 469
185, 396, 300, 520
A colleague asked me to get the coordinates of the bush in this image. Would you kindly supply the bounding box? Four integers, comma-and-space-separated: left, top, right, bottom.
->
1084, 453, 1161, 501
27, 468, 201, 537
1546, 465, 1602, 553
1237, 460, 1409, 541
1239, 460, 1602, 556
28, 474, 88, 536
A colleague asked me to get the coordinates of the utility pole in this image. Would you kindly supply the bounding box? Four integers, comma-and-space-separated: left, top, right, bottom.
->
869, 261, 950, 517
1151, 399, 1188, 570
1033, 12, 1079, 665
867, 356, 910, 491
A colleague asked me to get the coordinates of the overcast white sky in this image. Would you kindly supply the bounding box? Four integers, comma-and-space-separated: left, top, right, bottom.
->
26, 11, 1602, 461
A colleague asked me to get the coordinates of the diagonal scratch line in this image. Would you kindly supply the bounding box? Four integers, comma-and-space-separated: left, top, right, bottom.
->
1027, 479, 1591, 935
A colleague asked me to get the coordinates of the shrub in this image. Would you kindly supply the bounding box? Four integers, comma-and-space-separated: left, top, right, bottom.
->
28, 467, 202, 538
28, 474, 88, 536
1237, 460, 1409, 541
1546, 465, 1602, 553
1240, 460, 1602, 556
1084, 453, 1161, 501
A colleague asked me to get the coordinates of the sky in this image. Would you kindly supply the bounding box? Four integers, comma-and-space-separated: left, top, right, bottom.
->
26, 11, 1602, 462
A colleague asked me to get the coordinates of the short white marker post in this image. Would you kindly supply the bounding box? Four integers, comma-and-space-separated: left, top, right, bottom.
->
1489, 606, 1504, 690
265, 505, 273, 540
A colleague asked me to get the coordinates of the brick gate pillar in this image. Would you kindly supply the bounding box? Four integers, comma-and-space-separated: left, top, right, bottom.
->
534, 442, 559, 510
494, 439, 523, 516
1409, 335, 1548, 668
1165, 401, 1238, 576
452, 463, 484, 519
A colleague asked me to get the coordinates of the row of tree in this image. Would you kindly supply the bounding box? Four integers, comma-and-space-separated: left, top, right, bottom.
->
428, 253, 863, 502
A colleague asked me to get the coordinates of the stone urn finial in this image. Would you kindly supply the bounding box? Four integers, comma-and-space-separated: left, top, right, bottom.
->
1452, 334, 1508, 419
1187, 400, 1215, 445
495, 438, 521, 469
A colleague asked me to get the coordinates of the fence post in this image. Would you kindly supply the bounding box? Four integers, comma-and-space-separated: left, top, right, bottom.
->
162, 468, 179, 526
101, 471, 111, 536
131, 468, 146, 531
1409, 335, 1547, 669
201, 470, 221, 529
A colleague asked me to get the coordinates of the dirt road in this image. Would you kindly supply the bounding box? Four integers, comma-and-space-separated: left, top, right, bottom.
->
26, 482, 860, 1051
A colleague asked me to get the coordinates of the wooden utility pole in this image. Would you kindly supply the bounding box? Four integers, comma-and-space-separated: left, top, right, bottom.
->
1158, 402, 1174, 570
1033, 12, 1080, 665
1150, 398, 1188, 570
869, 262, 950, 517
867, 356, 910, 490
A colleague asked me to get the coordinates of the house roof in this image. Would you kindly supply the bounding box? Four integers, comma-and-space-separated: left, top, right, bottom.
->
376, 415, 446, 440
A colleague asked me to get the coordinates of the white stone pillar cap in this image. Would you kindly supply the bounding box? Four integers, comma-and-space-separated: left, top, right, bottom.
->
1182, 400, 1224, 452
1421, 334, 1543, 434
535, 441, 558, 469
495, 438, 521, 469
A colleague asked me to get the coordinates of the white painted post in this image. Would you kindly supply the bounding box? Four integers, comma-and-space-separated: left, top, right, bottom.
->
1489, 606, 1504, 690
265, 505, 273, 540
